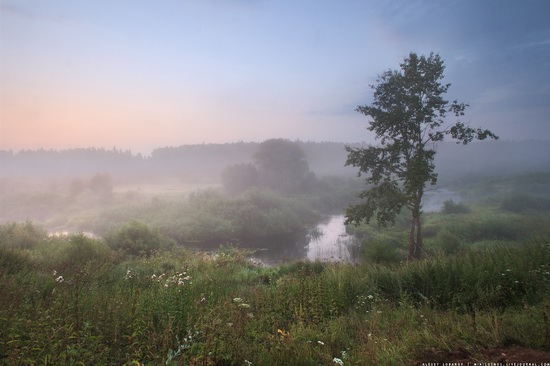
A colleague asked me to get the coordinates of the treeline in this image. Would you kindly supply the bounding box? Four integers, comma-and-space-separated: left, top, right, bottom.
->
1, 140, 549, 181
0, 142, 356, 180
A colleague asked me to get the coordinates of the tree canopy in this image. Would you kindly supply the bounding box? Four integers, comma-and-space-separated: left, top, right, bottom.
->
221, 139, 316, 195
345, 52, 498, 259
253, 139, 314, 193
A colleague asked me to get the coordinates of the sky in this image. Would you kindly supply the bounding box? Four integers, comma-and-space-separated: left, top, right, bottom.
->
1, 0, 549, 155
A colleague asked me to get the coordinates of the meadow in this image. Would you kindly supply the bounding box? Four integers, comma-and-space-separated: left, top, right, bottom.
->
1, 173, 550, 364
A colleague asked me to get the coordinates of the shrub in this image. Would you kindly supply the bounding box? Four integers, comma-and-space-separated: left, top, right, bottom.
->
104, 221, 175, 257
0, 247, 33, 275
435, 229, 463, 255
364, 238, 404, 264
501, 192, 550, 213
0, 221, 47, 249
440, 199, 470, 214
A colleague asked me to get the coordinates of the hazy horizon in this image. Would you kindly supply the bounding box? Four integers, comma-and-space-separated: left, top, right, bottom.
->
1, 0, 549, 155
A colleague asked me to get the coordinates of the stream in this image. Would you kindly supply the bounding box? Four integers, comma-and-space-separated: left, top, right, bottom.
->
48, 188, 459, 265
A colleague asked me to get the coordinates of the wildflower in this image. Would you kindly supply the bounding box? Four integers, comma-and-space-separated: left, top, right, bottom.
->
244, 360, 252, 366
53, 270, 57, 276
233, 298, 243, 303
277, 329, 289, 337
238, 303, 251, 308
317, 341, 325, 345
55, 275, 64, 283
367, 295, 374, 300
333, 357, 344, 366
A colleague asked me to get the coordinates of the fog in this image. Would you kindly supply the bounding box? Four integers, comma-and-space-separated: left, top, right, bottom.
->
0, 139, 550, 257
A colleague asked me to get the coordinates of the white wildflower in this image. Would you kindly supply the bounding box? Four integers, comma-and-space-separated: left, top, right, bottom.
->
317, 341, 325, 345
55, 275, 64, 283
333, 357, 344, 366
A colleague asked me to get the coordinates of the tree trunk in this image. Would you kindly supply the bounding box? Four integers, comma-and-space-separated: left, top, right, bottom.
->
408, 217, 416, 260
408, 196, 423, 260
415, 215, 423, 258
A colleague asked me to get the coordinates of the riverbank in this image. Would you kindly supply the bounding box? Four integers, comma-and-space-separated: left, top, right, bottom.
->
1, 231, 549, 364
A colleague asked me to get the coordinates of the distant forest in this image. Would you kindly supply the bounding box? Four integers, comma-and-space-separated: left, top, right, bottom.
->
1, 140, 549, 183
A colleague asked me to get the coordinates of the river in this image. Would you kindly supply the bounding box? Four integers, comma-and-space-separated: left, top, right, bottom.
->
47, 189, 458, 265
249, 188, 461, 264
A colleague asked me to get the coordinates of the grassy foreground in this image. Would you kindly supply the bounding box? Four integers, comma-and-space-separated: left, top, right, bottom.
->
1, 228, 549, 365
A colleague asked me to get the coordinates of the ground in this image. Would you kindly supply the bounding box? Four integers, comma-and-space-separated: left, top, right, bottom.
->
414, 346, 550, 365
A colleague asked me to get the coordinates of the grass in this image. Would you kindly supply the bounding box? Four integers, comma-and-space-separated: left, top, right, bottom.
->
1, 225, 549, 365
2, 172, 550, 364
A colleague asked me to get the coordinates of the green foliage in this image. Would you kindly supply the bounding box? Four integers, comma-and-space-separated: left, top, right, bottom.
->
1, 233, 550, 365
441, 199, 470, 214
222, 162, 259, 195
105, 221, 175, 257
0, 221, 47, 249
253, 138, 317, 194
501, 192, 550, 213
0, 247, 33, 275
346, 52, 497, 259
2, 173, 550, 364
364, 238, 404, 264
434, 228, 464, 255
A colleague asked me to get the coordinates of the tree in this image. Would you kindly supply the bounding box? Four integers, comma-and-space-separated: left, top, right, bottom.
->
253, 139, 316, 193
104, 221, 175, 257
345, 52, 498, 259
222, 163, 259, 195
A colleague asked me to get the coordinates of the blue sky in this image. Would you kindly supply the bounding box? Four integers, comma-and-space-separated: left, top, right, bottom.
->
1, 0, 549, 154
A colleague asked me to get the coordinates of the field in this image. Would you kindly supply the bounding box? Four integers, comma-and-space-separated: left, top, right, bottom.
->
1, 173, 550, 364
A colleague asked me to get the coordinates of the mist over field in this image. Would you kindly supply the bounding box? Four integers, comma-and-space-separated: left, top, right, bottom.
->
2, 137, 550, 364
2, 0, 550, 363
1, 138, 549, 238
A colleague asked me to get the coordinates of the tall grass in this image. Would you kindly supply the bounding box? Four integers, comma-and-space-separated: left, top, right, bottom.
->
1, 221, 549, 364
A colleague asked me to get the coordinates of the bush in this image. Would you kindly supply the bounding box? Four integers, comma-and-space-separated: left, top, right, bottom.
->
0, 247, 33, 275
440, 199, 470, 214
48, 234, 115, 276
364, 238, 404, 264
104, 221, 175, 257
0, 221, 47, 249
501, 192, 550, 213
435, 229, 463, 255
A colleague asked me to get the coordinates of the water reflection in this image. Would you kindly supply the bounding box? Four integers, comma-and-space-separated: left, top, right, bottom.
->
306, 215, 358, 263
243, 215, 359, 265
